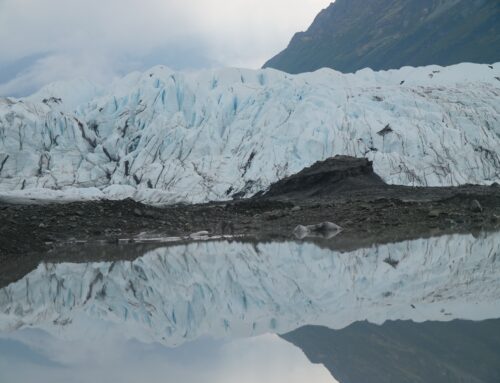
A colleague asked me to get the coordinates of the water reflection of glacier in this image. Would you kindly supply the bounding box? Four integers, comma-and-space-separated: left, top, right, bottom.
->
1, 232, 499, 346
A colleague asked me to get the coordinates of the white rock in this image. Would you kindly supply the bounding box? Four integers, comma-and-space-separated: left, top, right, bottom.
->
294, 222, 343, 239
189, 230, 210, 239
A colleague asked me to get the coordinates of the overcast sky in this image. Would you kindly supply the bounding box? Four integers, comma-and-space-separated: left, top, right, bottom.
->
0, 0, 333, 96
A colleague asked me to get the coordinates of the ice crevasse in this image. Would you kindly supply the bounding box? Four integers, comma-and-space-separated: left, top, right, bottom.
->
0, 63, 499, 204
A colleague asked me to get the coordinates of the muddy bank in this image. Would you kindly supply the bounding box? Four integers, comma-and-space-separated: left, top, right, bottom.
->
1, 156, 500, 287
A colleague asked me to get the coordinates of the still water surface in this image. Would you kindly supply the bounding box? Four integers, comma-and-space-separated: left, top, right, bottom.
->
1, 232, 499, 382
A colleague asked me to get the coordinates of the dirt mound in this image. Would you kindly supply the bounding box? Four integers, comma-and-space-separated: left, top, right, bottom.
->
262, 156, 386, 199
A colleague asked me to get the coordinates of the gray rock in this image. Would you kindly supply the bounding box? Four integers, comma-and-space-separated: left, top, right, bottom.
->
470, 200, 483, 213
428, 210, 440, 218
293, 225, 309, 239
133, 208, 143, 217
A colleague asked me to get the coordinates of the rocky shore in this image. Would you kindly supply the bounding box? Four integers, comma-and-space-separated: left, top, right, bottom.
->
1, 156, 499, 287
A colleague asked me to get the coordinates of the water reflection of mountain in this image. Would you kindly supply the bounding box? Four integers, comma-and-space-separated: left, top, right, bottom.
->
282, 320, 500, 383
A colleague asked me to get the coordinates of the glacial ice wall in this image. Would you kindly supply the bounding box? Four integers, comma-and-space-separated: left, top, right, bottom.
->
0, 63, 499, 203
1, 232, 499, 346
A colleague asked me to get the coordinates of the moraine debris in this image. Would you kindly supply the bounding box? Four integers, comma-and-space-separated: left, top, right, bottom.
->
377, 124, 394, 137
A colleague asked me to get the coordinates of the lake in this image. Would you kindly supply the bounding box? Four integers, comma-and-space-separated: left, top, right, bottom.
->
1, 231, 499, 382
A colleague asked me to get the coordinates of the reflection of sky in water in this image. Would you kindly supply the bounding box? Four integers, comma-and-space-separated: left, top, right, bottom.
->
0, 329, 336, 383
1, 232, 499, 382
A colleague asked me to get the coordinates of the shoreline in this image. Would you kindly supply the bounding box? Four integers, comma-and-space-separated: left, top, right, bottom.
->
1, 182, 499, 288
2, 156, 499, 288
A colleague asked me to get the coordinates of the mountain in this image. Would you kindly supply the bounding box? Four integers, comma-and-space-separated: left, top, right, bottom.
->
263, 0, 500, 74
0, 63, 499, 204
1, 232, 499, 346
282, 320, 500, 383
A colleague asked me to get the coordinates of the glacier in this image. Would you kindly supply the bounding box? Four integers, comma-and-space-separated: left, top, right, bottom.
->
0, 63, 499, 204
0, 232, 499, 346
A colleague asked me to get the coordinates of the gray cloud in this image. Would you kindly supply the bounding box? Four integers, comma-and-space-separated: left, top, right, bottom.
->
0, 0, 332, 96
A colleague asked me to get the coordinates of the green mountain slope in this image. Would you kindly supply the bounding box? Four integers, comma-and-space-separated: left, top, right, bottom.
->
264, 0, 500, 73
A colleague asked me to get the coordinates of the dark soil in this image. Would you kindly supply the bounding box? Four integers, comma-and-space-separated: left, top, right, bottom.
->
263, 156, 386, 198
1, 156, 500, 288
